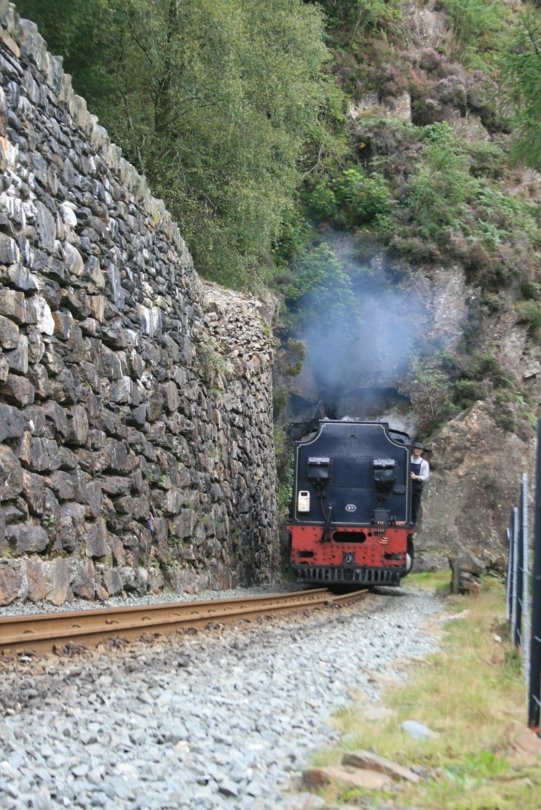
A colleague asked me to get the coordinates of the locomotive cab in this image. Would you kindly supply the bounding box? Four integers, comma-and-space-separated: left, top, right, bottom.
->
287, 420, 414, 587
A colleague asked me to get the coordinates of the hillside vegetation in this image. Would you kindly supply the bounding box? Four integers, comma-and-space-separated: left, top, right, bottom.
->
16, 0, 541, 445
14, 1, 541, 283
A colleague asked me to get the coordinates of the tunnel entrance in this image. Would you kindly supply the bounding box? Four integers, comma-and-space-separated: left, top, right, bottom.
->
287, 387, 411, 440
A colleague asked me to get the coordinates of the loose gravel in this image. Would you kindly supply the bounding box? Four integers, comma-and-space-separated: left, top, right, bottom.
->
0, 584, 443, 809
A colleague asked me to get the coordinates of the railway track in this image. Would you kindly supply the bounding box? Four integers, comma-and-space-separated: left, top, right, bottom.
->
0, 588, 369, 655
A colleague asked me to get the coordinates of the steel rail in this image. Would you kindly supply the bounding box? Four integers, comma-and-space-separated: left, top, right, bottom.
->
0, 588, 368, 654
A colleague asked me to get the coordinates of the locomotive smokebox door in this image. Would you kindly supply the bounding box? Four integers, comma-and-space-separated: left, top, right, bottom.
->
307, 457, 331, 492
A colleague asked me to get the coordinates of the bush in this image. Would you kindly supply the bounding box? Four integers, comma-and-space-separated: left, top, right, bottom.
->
467, 141, 506, 178
514, 300, 541, 336
398, 138, 477, 241
335, 167, 392, 227
453, 378, 487, 406
305, 165, 392, 231
440, 0, 507, 64
521, 281, 540, 300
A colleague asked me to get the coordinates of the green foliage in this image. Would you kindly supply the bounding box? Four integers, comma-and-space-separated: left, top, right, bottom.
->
306, 165, 392, 230
315, 0, 403, 39
500, 6, 541, 171
514, 300, 541, 336
17, 0, 333, 290
283, 243, 332, 304
440, 0, 507, 63
196, 338, 229, 389
453, 378, 487, 406
473, 186, 540, 247
521, 281, 540, 301
399, 134, 477, 241
285, 244, 359, 326
272, 204, 315, 267
17, 0, 541, 313
275, 426, 294, 514
466, 141, 506, 179
336, 167, 392, 227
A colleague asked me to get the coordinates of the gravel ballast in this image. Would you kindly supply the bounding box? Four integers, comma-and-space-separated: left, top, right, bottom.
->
0, 584, 443, 809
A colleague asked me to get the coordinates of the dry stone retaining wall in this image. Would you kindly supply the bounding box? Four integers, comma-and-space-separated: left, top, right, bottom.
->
0, 2, 279, 604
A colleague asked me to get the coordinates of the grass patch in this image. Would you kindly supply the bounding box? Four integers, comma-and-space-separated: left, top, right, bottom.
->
408, 569, 451, 595
306, 577, 541, 808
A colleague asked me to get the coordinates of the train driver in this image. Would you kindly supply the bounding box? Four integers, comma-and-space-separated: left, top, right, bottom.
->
410, 441, 429, 525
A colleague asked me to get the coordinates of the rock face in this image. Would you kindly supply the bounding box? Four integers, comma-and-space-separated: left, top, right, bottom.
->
0, 5, 279, 604
277, 1, 541, 572
422, 402, 526, 567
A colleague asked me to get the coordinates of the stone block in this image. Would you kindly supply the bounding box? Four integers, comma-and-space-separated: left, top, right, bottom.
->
35, 200, 56, 252
85, 516, 109, 558
0, 374, 35, 406
20, 435, 61, 472
27, 326, 46, 366
164, 381, 179, 413
0, 314, 19, 348
100, 475, 131, 496
0, 402, 24, 441
163, 488, 183, 515
63, 286, 91, 318
302, 766, 391, 792
0, 444, 23, 500
0, 356, 8, 383
179, 508, 194, 539
46, 470, 77, 501
6, 522, 48, 554
21, 470, 45, 514
102, 321, 128, 350
28, 363, 50, 398
342, 750, 421, 783
0, 560, 22, 605
83, 255, 105, 288
115, 495, 149, 520
109, 440, 136, 474
88, 294, 106, 322
67, 404, 89, 446
0, 289, 25, 323
118, 565, 148, 595
8, 264, 38, 291
103, 566, 123, 596
30, 296, 55, 335
42, 399, 69, 437
45, 558, 72, 605
110, 376, 132, 404
0, 233, 20, 264
147, 389, 164, 422
25, 556, 49, 602
5, 333, 28, 373
70, 558, 96, 600
98, 344, 123, 379
81, 479, 102, 518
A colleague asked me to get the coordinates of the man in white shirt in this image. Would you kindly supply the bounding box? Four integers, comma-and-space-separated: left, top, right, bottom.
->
410, 441, 429, 525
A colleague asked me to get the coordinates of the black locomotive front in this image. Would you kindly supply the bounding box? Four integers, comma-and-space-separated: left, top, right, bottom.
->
287, 420, 414, 586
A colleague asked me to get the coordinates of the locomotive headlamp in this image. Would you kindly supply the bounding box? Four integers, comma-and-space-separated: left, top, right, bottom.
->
372, 458, 396, 493
307, 456, 331, 492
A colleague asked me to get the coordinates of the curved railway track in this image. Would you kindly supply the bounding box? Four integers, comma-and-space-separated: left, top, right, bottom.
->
0, 588, 369, 655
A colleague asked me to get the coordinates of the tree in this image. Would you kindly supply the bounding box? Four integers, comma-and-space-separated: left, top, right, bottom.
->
500, 5, 541, 171
17, 0, 332, 289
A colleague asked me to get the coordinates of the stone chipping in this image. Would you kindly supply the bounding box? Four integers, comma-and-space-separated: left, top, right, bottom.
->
0, 583, 443, 809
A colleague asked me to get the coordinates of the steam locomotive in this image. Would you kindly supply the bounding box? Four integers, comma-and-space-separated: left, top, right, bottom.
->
287, 420, 414, 587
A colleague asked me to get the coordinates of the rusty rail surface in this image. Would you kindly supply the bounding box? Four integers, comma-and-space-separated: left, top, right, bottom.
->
0, 588, 369, 654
